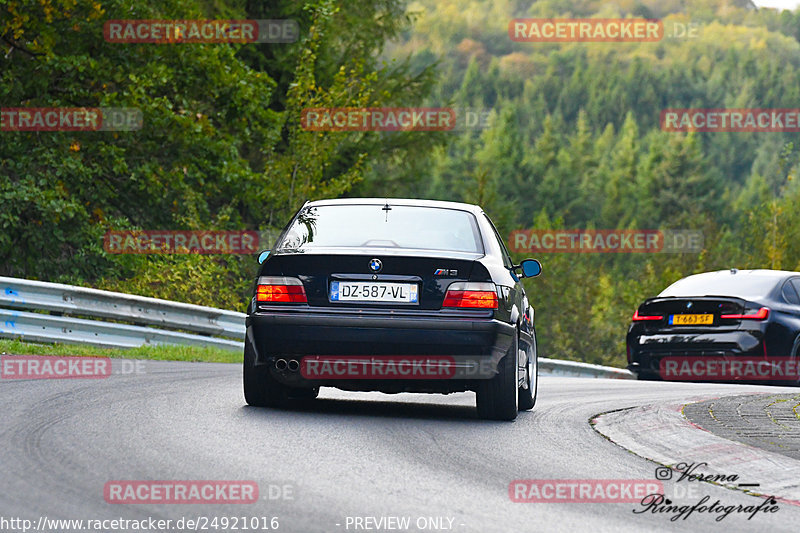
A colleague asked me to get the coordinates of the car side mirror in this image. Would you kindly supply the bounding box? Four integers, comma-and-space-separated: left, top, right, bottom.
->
517, 259, 542, 278
257, 250, 270, 264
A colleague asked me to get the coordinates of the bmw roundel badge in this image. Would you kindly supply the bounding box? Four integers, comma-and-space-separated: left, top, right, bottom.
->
369, 258, 382, 272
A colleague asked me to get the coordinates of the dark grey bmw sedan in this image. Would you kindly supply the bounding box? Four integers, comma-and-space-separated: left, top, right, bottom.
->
243, 198, 542, 420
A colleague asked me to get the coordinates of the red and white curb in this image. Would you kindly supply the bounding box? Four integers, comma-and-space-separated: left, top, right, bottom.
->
592, 395, 800, 505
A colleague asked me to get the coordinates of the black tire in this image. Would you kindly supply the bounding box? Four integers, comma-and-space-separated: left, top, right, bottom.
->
518, 332, 537, 411
476, 334, 519, 421
775, 336, 800, 387
287, 387, 320, 400
243, 341, 288, 407
793, 337, 800, 387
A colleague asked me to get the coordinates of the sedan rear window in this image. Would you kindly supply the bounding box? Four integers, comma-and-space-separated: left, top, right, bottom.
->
785, 280, 800, 305
276, 204, 483, 253
659, 273, 781, 300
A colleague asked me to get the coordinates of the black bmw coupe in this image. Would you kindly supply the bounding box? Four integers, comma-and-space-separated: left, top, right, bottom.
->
243, 198, 542, 420
627, 269, 800, 384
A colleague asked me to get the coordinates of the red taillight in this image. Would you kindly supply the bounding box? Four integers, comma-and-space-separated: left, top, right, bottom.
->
443, 282, 498, 309
720, 307, 769, 320
256, 277, 307, 303
632, 309, 663, 321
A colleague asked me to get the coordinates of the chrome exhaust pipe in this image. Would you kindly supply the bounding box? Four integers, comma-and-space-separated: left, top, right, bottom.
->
287, 359, 300, 372
275, 359, 287, 370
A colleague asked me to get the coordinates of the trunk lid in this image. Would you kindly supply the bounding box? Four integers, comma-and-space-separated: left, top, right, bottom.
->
263, 248, 485, 311
636, 296, 749, 330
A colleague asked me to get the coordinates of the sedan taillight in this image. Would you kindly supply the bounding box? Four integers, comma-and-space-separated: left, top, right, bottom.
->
632, 309, 663, 321
256, 276, 307, 303
443, 282, 498, 309
720, 307, 770, 320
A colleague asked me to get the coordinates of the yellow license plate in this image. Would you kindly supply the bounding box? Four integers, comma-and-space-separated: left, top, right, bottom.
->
670, 314, 713, 325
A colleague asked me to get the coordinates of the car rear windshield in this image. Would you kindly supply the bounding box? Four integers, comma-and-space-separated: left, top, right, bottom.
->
276, 204, 483, 253
659, 274, 781, 300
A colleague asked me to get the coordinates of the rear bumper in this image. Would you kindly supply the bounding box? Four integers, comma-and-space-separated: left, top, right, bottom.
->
627, 330, 765, 379
247, 308, 515, 388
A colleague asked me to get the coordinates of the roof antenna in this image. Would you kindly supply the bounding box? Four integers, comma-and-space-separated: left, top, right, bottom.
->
382, 199, 392, 222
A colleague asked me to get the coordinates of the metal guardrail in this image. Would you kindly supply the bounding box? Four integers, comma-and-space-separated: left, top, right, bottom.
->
0, 277, 635, 378
0, 277, 246, 351
0, 308, 242, 351
539, 357, 635, 379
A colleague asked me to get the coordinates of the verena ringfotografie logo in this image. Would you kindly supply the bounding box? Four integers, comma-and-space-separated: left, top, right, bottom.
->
104, 481, 258, 504
301, 356, 457, 379
1, 108, 142, 131
661, 108, 800, 132
1, 355, 111, 379
509, 19, 663, 42
660, 357, 800, 381
103, 230, 259, 254
508, 229, 703, 253
104, 19, 299, 43
510, 480, 663, 503
638, 464, 779, 522
300, 108, 456, 131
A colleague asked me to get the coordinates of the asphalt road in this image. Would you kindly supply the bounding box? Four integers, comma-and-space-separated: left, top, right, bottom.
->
1, 359, 798, 533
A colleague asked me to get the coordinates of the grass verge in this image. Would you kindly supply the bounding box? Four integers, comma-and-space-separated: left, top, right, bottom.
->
0, 339, 240, 364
